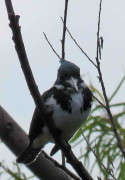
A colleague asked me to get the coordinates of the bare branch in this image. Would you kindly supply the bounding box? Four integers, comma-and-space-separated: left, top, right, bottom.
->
44, 0, 69, 61
95, 0, 125, 159
92, 94, 107, 110
61, 0, 69, 59
61, 17, 97, 68
61, 0, 69, 166
96, 0, 102, 61
4, 0, 94, 179
43, 32, 61, 60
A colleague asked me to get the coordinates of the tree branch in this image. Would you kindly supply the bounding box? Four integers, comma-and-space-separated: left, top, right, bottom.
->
0, 106, 78, 180
4, 0, 94, 179
61, 17, 97, 68
61, 0, 69, 166
61, 0, 69, 59
95, 0, 125, 159
92, 94, 107, 110
43, 32, 61, 59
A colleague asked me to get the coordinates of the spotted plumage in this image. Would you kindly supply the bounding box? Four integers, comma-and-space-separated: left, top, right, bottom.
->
16, 59, 92, 165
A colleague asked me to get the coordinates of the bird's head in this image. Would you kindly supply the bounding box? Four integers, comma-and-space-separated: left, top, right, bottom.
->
54, 59, 86, 94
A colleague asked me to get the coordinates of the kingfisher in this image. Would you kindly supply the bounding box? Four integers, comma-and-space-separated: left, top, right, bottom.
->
16, 59, 92, 165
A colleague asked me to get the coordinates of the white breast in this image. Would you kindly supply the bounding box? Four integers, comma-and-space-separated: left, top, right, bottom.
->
32, 92, 91, 148
45, 92, 91, 140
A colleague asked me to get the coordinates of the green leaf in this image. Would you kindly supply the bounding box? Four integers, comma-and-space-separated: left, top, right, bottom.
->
110, 102, 125, 108
109, 75, 125, 102
90, 85, 105, 103
70, 129, 81, 143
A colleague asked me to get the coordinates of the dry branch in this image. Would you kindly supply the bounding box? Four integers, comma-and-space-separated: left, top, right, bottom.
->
61, 17, 97, 68
43, 32, 61, 59
61, 0, 69, 59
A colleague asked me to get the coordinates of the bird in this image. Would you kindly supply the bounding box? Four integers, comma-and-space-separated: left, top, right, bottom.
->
16, 59, 92, 165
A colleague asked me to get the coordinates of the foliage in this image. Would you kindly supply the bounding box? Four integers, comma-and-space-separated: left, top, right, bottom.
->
0, 161, 34, 180
71, 75, 125, 180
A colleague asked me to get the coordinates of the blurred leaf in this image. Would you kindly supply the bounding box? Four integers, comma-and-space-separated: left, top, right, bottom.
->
70, 129, 82, 143
109, 75, 125, 102
0, 161, 34, 180
110, 102, 125, 108
90, 85, 105, 103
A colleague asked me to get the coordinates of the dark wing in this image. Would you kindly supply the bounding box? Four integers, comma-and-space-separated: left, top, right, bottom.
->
82, 87, 92, 111
28, 87, 55, 142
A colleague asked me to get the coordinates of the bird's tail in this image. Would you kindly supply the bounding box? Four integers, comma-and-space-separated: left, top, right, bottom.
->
16, 144, 42, 165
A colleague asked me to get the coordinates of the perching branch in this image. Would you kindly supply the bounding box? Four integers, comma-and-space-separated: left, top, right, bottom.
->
95, 0, 125, 159
0, 106, 78, 180
61, 0, 69, 166
61, 0, 69, 59
4, 0, 94, 179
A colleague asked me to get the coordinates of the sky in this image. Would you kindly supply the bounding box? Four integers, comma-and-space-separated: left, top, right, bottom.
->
0, 0, 125, 179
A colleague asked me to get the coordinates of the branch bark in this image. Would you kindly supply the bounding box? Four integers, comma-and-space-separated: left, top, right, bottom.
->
4, 0, 94, 179
61, 0, 69, 59
0, 106, 75, 180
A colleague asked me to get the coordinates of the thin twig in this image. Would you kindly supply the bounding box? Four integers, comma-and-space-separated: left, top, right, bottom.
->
96, 0, 102, 62
5, 0, 94, 179
95, 0, 125, 159
92, 94, 107, 110
61, 0, 69, 59
61, 17, 97, 68
43, 32, 61, 60
61, 0, 69, 167
80, 130, 117, 180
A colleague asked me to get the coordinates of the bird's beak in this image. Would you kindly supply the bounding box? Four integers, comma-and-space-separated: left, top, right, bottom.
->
68, 76, 78, 92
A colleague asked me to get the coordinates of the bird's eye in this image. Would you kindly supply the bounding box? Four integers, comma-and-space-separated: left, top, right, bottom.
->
78, 74, 80, 78
60, 75, 65, 80
75, 73, 80, 79
64, 82, 71, 87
